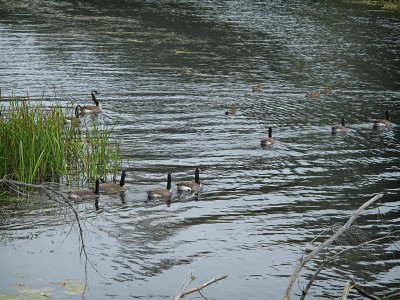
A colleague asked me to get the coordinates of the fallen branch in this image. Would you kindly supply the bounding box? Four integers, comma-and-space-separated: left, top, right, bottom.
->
284, 193, 383, 300
340, 280, 353, 300
300, 233, 399, 299
174, 256, 209, 297
0, 178, 96, 295
350, 280, 382, 300
174, 275, 228, 299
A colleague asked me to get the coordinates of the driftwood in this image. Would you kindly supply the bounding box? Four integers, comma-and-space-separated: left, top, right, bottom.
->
340, 280, 353, 300
173, 257, 228, 299
0, 178, 97, 294
300, 233, 399, 300
340, 280, 382, 300
350, 280, 382, 300
174, 275, 228, 299
284, 193, 383, 300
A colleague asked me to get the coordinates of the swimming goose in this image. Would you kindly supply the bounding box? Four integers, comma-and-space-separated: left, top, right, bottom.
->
321, 88, 333, 95
305, 91, 320, 98
225, 103, 237, 115
373, 110, 390, 128
69, 179, 100, 201
65, 105, 81, 125
332, 118, 347, 134
261, 126, 275, 146
99, 170, 127, 193
176, 167, 202, 192
147, 173, 172, 199
81, 90, 102, 115
252, 83, 263, 93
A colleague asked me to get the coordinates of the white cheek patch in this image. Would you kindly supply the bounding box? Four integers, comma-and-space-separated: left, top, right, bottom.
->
177, 185, 192, 191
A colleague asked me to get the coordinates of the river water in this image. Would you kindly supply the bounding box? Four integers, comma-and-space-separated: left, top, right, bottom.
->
0, 1, 399, 299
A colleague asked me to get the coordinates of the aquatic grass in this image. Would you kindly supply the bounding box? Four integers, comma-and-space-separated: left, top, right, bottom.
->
0, 97, 121, 187
382, 0, 400, 9
344, 0, 400, 10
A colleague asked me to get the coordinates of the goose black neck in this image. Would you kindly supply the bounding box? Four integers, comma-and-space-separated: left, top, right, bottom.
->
385, 110, 390, 121
95, 198, 100, 210
341, 118, 346, 126
91, 92, 99, 106
95, 179, 100, 195
75, 105, 81, 118
167, 173, 172, 190
195, 168, 200, 184
268, 127, 272, 138
120, 171, 127, 187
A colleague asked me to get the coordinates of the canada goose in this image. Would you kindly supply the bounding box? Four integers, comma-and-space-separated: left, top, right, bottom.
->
81, 90, 102, 115
261, 126, 275, 146
99, 170, 127, 193
305, 91, 320, 98
332, 118, 347, 134
69, 179, 100, 201
176, 167, 202, 192
225, 103, 237, 115
65, 105, 81, 125
373, 110, 390, 128
147, 173, 172, 199
252, 83, 262, 93
321, 88, 333, 95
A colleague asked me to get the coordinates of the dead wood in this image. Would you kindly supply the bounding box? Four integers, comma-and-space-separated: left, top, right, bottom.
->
0, 178, 98, 295
174, 275, 228, 299
284, 193, 383, 300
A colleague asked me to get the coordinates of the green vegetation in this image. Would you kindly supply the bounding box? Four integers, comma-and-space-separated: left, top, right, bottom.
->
0, 97, 121, 186
348, 0, 400, 10
382, 0, 400, 9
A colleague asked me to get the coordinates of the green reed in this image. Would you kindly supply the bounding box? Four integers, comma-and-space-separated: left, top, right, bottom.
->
0, 98, 121, 185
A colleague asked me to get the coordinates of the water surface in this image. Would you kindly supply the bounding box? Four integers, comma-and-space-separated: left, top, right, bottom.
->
0, 1, 399, 299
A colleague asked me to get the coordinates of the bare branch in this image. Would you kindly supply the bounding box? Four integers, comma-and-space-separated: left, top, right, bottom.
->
174, 275, 228, 299
340, 280, 353, 300
0, 178, 98, 295
350, 280, 382, 300
301, 233, 399, 299
284, 193, 383, 300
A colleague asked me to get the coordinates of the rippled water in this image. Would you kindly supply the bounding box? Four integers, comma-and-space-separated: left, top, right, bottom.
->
1, 1, 399, 299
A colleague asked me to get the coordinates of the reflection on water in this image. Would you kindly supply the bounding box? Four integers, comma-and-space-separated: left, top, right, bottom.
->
0, 0, 399, 299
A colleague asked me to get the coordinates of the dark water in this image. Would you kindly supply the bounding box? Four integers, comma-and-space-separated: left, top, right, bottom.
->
0, 1, 399, 299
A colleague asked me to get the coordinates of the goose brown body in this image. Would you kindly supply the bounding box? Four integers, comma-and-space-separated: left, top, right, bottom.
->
261, 126, 275, 146
70, 179, 100, 201
81, 90, 102, 115
99, 170, 127, 193
373, 110, 390, 128
147, 173, 172, 199
176, 168, 202, 192
332, 118, 347, 134
252, 83, 262, 93
305, 91, 320, 98
65, 105, 81, 125
225, 103, 237, 115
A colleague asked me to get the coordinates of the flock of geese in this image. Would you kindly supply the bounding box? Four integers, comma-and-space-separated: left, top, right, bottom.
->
67, 87, 392, 203
66, 92, 202, 202
228, 85, 392, 141
69, 167, 202, 202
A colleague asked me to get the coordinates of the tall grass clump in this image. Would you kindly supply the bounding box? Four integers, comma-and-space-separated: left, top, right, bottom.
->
347, 0, 400, 10
0, 98, 121, 185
